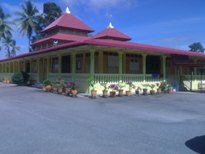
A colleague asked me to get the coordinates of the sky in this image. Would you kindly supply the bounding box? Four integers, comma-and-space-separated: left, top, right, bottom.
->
0, 0, 205, 59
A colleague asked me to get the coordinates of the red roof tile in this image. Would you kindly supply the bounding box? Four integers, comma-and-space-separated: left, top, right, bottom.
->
42, 13, 94, 33
1, 38, 205, 62
84, 38, 205, 58
32, 33, 90, 46
94, 26, 131, 41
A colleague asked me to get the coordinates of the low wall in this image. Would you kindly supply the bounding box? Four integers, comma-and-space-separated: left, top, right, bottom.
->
0, 73, 13, 81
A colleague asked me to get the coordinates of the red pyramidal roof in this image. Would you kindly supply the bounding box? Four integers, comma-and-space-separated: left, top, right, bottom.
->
42, 10, 94, 33
94, 22, 131, 41
32, 33, 90, 46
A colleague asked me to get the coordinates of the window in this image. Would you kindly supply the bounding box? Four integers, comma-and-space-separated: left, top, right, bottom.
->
61, 55, 71, 73
146, 56, 161, 74
51, 57, 59, 73
126, 54, 141, 74
105, 52, 119, 73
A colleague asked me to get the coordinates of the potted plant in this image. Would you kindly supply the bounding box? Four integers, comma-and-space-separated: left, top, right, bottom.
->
159, 81, 168, 93
67, 81, 78, 97
88, 77, 97, 98
100, 82, 108, 98
126, 81, 135, 96
64, 82, 70, 95
167, 85, 173, 93
142, 84, 149, 95
58, 79, 67, 94
43, 79, 52, 92
117, 81, 125, 97
156, 83, 162, 94
149, 84, 156, 95
57, 83, 63, 94
135, 86, 142, 96
52, 83, 58, 93
108, 84, 119, 97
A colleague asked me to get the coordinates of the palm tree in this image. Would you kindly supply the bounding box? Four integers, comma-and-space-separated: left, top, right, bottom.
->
32, 2, 62, 42
1, 37, 20, 58
1, 36, 13, 57
10, 40, 20, 57
0, 7, 12, 41
16, 1, 38, 52
43, 2, 62, 26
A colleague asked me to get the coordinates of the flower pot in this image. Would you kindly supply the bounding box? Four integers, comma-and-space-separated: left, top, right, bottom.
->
157, 88, 162, 94
57, 88, 63, 94
46, 85, 52, 92
110, 91, 116, 97
135, 90, 140, 96
64, 88, 70, 95
150, 90, 156, 95
70, 89, 78, 97
118, 89, 124, 97
52, 87, 58, 93
168, 89, 173, 94
126, 91, 132, 96
143, 89, 148, 95
91, 90, 97, 98
102, 90, 108, 98
42, 86, 47, 92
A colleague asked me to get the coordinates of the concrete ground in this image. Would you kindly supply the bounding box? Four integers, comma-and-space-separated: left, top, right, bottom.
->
0, 86, 204, 154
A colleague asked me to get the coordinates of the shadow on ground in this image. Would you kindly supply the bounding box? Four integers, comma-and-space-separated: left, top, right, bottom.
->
185, 135, 205, 154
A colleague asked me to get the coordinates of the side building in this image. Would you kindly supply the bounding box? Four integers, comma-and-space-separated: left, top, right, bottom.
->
0, 8, 205, 92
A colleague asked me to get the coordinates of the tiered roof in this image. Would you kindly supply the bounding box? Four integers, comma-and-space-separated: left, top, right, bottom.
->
94, 22, 131, 41
42, 8, 94, 33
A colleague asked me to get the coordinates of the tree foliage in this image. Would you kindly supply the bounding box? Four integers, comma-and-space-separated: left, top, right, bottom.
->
0, 6, 12, 41
15, 0, 39, 52
32, 2, 62, 42
0, 6, 19, 57
189, 42, 205, 53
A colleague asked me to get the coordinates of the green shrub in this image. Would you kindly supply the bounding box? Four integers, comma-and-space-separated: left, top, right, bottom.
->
12, 72, 24, 85
21, 71, 30, 85
43, 79, 52, 86
11, 72, 30, 86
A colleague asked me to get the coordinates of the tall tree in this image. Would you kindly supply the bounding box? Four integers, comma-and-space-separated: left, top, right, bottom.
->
1, 36, 20, 58
189, 42, 205, 53
0, 6, 12, 41
43, 2, 62, 26
16, 0, 38, 52
10, 40, 20, 57
32, 2, 62, 43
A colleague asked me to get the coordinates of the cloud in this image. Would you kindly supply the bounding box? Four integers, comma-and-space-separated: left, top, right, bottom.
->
62, 0, 137, 11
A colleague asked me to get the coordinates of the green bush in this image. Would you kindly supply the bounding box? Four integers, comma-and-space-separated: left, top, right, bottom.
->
43, 79, 52, 86
12, 72, 24, 85
21, 71, 30, 85
11, 72, 30, 86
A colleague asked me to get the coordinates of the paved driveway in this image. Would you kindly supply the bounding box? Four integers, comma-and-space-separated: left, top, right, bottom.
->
0, 86, 204, 154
